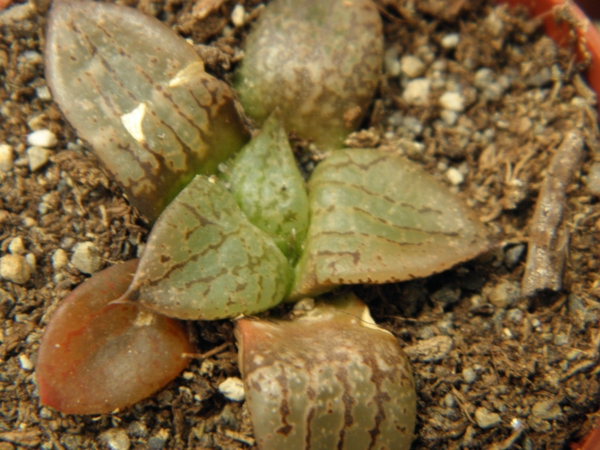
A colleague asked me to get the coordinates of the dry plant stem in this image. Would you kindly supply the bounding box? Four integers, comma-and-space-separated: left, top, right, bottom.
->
522, 131, 584, 297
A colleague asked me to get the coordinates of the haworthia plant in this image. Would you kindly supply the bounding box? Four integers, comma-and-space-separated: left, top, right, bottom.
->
221, 112, 309, 263
234, 0, 384, 150
124, 175, 292, 320
45, 1, 250, 223
38, 2, 495, 446
36, 260, 194, 414
235, 293, 417, 450
290, 149, 492, 299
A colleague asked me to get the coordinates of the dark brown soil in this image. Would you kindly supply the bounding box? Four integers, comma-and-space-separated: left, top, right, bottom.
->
1, 0, 600, 449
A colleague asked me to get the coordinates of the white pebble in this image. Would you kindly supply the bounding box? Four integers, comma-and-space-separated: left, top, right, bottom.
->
218, 377, 245, 402
0, 144, 14, 172
0, 254, 31, 284
231, 4, 246, 27
25, 253, 36, 272
445, 167, 464, 185
71, 242, 102, 274
52, 248, 69, 270
36, 85, 52, 101
99, 428, 131, 450
441, 33, 460, 49
19, 354, 34, 371
27, 146, 52, 172
402, 78, 431, 106
8, 237, 25, 255
400, 55, 426, 78
440, 110, 458, 126
384, 47, 402, 77
439, 92, 466, 112
475, 406, 502, 429
587, 162, 600, 196
27, 129, 58, 148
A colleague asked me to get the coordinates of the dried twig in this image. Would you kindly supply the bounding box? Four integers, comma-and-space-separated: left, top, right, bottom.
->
522, 131, 584, 297
182, 342, 231, 360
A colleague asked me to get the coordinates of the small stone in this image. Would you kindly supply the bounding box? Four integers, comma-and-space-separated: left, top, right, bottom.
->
39, 407, 53, 419
402, 78, 431, 106
52, 248, 69, 270
485, 280, 521, 309
384, 47, 401, 77
474, 68, 495, 89
36, 85, 52, 101
27, 146, 52, 172
462, 367, 477, 384
525, 67, 552, 87
99, 429, 130, 450
504, 244, 525, 268
231, 4, 245, 27
127, 421, 148, 438
8, 237, 25, 255
0, 254, 31, 284
475, 407, 502, 429
22, 217, 37, 228
400, 55, 426, 78
587, 162, 600, 196
25, 253, 36, 272
443, 393, 456, 408
27, 129, 58, 147
441, 33, 460, 49
218, 377, 245, 402
445, 167, 464, 185
507, 308, 524, 323
431, 286, 461, 307
553, 333, 569, 346
440, 110, 458, 126
484, 10, 504, 37
404, 335, 453, 362
532, 399, 562, 420
70, 242, 102, 274
148, 429, 169, 450
19, 354, 34, 371
0, 144, 14, 172
439, 92, 465, 112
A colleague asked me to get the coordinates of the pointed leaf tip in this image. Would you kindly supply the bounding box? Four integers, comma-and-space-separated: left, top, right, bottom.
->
128, 175, 292, 320
290, 149, 493, 299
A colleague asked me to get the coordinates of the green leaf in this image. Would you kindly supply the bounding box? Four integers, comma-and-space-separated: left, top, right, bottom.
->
234, 0, 383, 150
36, 260, 194, 415
45, 1, 250, 223
235, 293, 417, 450
221, 113, 309, 263
125, 175, 292, 320
290, 149, 492, 299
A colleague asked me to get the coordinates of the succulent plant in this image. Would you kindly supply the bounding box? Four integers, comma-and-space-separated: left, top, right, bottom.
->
36, 259, 193, 414
37, 0, 493, 446
235, 293, 417, 449
45, 0, 250, 223
234, 0, 384, 150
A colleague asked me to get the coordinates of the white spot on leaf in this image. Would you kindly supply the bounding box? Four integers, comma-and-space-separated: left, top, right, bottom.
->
168, 61, 205, 88
121, 103, 147, 144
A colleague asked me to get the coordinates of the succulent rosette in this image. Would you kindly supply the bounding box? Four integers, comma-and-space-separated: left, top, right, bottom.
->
37, 0, 493, 447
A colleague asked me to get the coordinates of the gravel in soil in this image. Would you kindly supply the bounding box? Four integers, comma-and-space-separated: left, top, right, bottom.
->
2, 0, 600, 448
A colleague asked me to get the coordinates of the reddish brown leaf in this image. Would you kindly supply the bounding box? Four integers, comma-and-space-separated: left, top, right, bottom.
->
37, 259, 194, 414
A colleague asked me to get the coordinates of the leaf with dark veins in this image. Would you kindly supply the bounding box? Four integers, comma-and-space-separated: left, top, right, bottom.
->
45, 1, 250, 223
221, 113, 309, 263
235, 293, 416, 450
234, 0, 383, 150
289, 149, 493, 299
125, 175, 292, 320
36, 260, 194, 415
